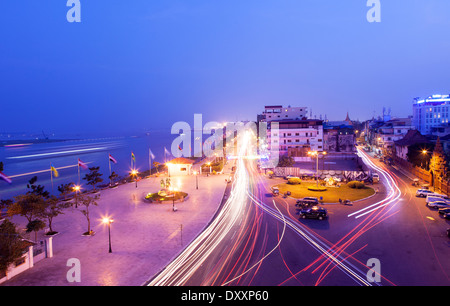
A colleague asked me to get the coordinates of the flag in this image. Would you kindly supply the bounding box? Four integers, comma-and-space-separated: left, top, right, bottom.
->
109, 154, 117, 164
178, 145, 182, 151
0, 172, 12, 184
50, 164, 59, 177
164, 147, 171, 156
149, 149, 155, 159
131, 152, 136, 162
78, 158, 88, 170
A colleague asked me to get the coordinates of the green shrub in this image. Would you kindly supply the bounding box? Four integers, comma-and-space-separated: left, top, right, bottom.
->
287, 177, 302, 185
347, 181, 365, 189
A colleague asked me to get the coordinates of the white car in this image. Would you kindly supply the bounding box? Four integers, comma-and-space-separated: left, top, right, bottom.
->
427, 201, 450, 209
372, 173, 379, 183
416, 189, 434, 197
425, 194, 450, 204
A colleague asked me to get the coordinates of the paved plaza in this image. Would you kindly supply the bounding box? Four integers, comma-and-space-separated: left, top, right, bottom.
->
1, 171, 229, 286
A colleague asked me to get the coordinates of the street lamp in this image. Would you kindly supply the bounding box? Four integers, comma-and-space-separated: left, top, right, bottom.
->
193, 170, 198, 189
102, 217, 114, 253
73, 185, 81, 208
171, 187, 178, 212
207, 162, 211, 174
308, 151, 326, 187
131, 169, 138, 188
421, 150, 429, 169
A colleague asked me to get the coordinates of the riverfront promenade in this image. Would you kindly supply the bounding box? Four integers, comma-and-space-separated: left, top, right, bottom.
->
1, 170, 230, 286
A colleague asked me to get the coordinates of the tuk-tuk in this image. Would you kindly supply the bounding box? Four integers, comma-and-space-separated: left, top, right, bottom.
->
272, 187, 279, 197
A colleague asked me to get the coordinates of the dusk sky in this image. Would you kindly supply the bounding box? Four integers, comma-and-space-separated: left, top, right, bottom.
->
2, 1, 450, 136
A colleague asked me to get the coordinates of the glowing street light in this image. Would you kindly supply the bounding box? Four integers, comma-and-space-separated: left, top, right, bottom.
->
308, 150, 326, 187
102, 217, 114, 253
73, 185, 81, 208
131, 169, 138, 188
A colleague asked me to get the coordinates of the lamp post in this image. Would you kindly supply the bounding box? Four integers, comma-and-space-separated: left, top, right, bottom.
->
171, 187, 178, 212
421, 150, 429, 169
193, 171, 198, 189
102, 217, 114, 253
131, 169, 138, 188
207, 162, 211, 174
308, 151, 326, 187
73, 185, 81, 208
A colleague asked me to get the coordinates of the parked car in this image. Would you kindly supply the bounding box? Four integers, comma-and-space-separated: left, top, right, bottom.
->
426, 193, 450, 201
443, 213, 450, 220
296, 197, 319, 207
284, 175, 299, 180
425, 195, 450, 205
438, 207, 450, 215
426, 200, 450, 209
299, 206, 328, 220
416, 189, 434, 197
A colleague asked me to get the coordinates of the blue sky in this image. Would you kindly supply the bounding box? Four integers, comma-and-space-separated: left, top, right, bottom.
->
1, 1, 450, 136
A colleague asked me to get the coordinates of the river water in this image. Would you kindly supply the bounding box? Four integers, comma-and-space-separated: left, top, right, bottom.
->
0, 130, 176, 200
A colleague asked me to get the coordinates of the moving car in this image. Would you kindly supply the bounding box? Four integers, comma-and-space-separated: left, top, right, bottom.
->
372, 173, 380, 183
416, 189, 434, 197
299, 206, 328, 220
272, 187, 279, 197
426, 200, 450, 209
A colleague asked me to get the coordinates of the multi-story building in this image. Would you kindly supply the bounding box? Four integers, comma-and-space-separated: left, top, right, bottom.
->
372, 117, 415, 156
257, 105, 308, 122
413, 94, 450, 135
267, 119, 324, 159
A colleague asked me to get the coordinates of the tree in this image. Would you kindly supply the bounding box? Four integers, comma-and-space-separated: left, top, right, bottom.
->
26, 176, 49, 199
57, 182, 75, 201
77, 194, 99, 235
277, 156, 295, 167
25, 219, 46, 242
83, 166, 103, 192
0, 199, 13, 211
0, 219, 24, 275
153, 162, 160, 174
8, 193, 46, 224
108, 171, 118, 186
40, 196, 69, 235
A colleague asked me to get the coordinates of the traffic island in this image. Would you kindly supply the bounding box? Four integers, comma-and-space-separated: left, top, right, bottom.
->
144, 189, 189, 204
273, 181, 375, 203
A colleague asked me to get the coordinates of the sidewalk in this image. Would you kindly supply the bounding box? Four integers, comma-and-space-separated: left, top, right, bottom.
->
1, 172, 229, 286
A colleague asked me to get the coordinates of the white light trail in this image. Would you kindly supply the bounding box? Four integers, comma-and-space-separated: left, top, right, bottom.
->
348, 148, 402, 219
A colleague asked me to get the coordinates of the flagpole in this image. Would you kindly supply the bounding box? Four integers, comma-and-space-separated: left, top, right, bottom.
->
50, 163, 54, 194
108, 153, 112, 186
77, 159, 80, 185
149, 148, 152, 177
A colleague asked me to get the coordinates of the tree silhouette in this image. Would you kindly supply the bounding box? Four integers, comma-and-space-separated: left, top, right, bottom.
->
83, 166, 103, 192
